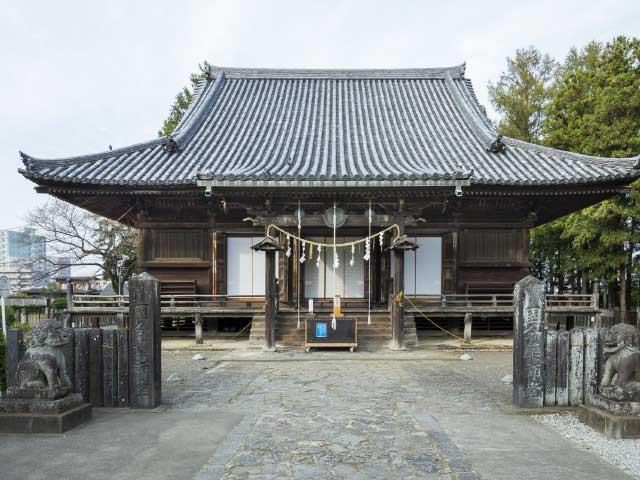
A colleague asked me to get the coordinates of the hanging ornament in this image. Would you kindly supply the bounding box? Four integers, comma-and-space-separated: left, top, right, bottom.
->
350, 244, 355, 267
379, 231, 384, 249
285, 234, 291, 258
296, 205, 304, 230
316, 245, 322, 269
299, 240, 306, 263
363, 237, 370, 261
333, 246, 339, 270
331, 315, 337, 330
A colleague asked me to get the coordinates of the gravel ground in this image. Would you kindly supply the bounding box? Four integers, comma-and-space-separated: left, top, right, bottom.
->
534, 413, 640, 479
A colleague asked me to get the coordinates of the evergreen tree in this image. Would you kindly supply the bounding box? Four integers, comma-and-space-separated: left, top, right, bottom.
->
158, 61, 210, 137
544, 36, 640, 312
488, 46, 557, 142
492, 37, 640, 312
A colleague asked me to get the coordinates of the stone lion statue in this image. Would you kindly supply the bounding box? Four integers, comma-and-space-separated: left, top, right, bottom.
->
599, 323, 640, 402
8, 319, 72, 400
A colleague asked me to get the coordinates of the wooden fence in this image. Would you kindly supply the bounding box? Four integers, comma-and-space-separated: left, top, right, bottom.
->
540, 328, 602, 407
6, 327, 130, 408
513, 275, 612, 409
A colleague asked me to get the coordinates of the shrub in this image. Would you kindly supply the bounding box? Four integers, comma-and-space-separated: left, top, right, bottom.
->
52, 297, 67, 310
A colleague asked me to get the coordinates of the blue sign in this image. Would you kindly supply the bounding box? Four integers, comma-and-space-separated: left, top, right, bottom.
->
316, 322, 328, 338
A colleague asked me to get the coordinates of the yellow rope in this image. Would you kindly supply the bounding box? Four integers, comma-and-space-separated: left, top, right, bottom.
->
400, 292, 470, 343
204, 320, 252, 349
267, 223, 401, 248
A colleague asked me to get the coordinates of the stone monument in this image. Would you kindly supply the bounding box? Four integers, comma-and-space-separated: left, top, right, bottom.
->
579, 322, 640, 439
128, 272, 161, 408
0, 319, 92, 434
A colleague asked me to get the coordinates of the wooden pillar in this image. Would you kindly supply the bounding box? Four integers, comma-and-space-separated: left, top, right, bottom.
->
464, 313, 472, 343
391, 248, 405, 350
264, 249, 277, 351
64, 281, 74, 328
252, 236, 283, 352
387, 233, 418, 351
194, 313, 203, 345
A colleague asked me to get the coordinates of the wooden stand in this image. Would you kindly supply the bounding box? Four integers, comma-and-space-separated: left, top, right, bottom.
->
304, 317, 357, 352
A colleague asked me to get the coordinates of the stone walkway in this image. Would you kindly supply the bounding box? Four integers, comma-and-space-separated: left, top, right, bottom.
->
180, 360, 480, 479
1, 349, 631, 480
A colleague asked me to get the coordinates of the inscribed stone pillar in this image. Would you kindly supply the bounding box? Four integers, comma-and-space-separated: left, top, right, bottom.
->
513, 275, 546, 408
6, 329, 24, 389
128, 272, 161, 408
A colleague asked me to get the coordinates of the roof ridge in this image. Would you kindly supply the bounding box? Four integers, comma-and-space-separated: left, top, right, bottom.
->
208, 64, 466, 80
443, 72, 501, 151
170, 71, 225, 150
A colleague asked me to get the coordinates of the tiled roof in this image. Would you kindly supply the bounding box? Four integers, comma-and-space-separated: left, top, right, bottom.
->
20, 65, 640, 188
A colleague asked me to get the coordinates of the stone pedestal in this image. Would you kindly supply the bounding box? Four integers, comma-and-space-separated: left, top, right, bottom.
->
0, 393, 92, 434
579, 404, 640, 439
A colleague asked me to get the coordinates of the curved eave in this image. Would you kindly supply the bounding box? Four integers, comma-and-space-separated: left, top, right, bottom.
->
18, 72, 220, 172
502, 136, 640, 170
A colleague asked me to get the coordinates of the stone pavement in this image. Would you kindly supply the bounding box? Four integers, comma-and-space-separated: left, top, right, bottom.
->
0, 349, 632, 479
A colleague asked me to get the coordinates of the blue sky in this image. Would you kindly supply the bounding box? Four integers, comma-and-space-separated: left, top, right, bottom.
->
1, 0, 638, 229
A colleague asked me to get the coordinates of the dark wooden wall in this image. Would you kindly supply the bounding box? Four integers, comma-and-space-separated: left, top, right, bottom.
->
136, 223, 530, 301
138, 228, 212, 295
